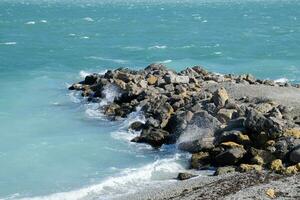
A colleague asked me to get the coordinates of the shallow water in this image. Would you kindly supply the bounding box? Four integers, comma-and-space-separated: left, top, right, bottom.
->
0, 0, 300, 199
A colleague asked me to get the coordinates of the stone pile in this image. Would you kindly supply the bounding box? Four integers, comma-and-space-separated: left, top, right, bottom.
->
69, 64, 300, 176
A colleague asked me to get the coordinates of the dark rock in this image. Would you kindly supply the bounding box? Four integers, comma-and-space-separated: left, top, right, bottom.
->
84, 74, 98, 85
129, 121, 145, 131
177, 172, 197, 180
131, 127, 169, 148
289, 145, 300, 163
215, 147, 246, 166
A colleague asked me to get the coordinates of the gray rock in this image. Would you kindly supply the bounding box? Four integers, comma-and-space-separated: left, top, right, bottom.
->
213, 87, 229, 107
175, 75, 190, 84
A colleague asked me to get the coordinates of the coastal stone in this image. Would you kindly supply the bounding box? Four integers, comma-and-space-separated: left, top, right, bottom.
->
138, 80, 148, 88
274, 137, 300, 159
115, 71, 132, 83
215, 147, 246, 166
239, 164, 262, 172
84, 74, 98, 85
191, 151, 211, 169
220, 141, 243, 149
175, 75, 190, 84
289, 145, 300, 163
212, 87, 229, 107
131, 127, 169, 148
177, 172, 197, 180
217, 109, 238, 123
146, 75, 158, 85
178, 136, 215, 153
69, 83, 83, 90
214, 166, 236, 176
249, 148, 275, 165
129, 121, 145, 131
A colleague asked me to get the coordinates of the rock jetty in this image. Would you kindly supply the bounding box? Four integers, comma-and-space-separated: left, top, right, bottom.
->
69, 64, 300, 176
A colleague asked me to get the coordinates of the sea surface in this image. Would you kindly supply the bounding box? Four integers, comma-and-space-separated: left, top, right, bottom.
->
0, 0, 300, 199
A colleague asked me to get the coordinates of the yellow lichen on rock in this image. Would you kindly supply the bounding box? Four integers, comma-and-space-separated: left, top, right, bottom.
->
284, 165, 298, 175
270, 159, 284, 173
239, 164, 262, 172
220, 141, 243, 148
284, 128, 300, 138
251, 155, 264, 166
146, 75, 158, 85
266, 188, 276, 199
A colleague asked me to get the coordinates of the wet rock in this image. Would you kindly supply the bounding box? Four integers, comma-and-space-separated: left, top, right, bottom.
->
84, 74, 98, 85
131, 127, 169, 148
190, 151, 211, 169
69, 83, 83, 90
177, 172, 197, 180
178, 135, 215, 153
212, 87, 229, 107
214, 166, 236, 176
129, 121, 145, 131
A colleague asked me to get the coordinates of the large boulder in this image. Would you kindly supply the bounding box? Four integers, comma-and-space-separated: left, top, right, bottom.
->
190, 151, 211, 169
131, 127, 169, 148
215, 147, 247, 166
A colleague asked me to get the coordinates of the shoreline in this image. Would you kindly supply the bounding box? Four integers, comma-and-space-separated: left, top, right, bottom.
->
69, 63, 300, 199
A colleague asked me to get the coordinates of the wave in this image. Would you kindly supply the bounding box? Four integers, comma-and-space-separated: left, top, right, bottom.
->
148, 45, 167, 50
274, 77, 289, 83
0, 42, 17, 45
156, 59, 172, 64
85, 56, 128, 64
20, 154, 188, 200
25, 21, 36, 25
83, 17, 94, 22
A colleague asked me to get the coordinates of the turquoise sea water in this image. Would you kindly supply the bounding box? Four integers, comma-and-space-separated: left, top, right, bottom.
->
1, 0, 300, 199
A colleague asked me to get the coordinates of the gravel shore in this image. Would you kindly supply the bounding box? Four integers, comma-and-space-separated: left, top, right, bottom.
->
121, 171, 300, 200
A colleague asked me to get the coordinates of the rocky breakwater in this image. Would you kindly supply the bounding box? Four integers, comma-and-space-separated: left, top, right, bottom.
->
69, 64, 300, 177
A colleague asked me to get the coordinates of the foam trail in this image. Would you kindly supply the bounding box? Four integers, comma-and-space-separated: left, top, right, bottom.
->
0, 42, 17, 45
25, 21, 35, 25
148, 45, 167, 49
156, 59, 172, 64
83, 17, 94, 22
79, 70, 91, 78
275, 77, 289, 83
85, 56, 128, 64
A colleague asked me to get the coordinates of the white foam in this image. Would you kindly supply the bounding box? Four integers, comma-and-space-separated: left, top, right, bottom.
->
21, 154, 187, 200
214, 51, 222, 55
122, 46, 144, 51
40, 20, 47, 23
25, 21, 35, 25
156, 59, 172, 64
83, 17, 94, 22
67, 92, 81, 103
1, 42, 17, 45
85, 56, 128, 64
81, 36, 89, 39
148, 45, 167, 49
69, 33, 76, 36
79, 70, 91, 78
274, 77, 289, 83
